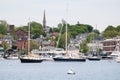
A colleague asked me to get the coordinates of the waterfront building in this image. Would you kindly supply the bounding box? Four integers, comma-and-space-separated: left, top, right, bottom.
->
16, 29, 28, 50
102, 37, 120, 54
87, 40, 103, 52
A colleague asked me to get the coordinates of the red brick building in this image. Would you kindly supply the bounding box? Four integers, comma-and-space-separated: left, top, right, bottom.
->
16, 29, 28, 50
17, 39, 28, 50
15, 29, 27, 39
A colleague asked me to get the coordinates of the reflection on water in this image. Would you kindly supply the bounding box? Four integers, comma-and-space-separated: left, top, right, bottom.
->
0, 60, 120, 80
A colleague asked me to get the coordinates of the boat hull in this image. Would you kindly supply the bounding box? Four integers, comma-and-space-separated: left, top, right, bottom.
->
20, 58, 43, 63
53, 58, 86, 62
88, 57, 101, 61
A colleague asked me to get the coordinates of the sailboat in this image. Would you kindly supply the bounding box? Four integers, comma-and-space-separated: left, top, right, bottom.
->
53, 21, 86, 62
20, 21, 43, 63
111, 40, 120, 63
87, 27, 101, 61
87, 50, 101, 61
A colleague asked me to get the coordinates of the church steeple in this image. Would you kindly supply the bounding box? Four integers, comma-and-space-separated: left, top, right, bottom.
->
43, 10, 46, 31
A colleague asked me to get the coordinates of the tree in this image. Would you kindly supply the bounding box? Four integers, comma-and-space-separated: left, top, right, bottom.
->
30, 21, 43, 38
58, 32, 71, 48
80, 41, 88, 53
104, 25, 116, 31
116, 25, 120, 32
86, 24, 93, 32
30, 40, 39, 50
71, 31, 78, 38
93, 29, 100, 34
15, 26, 28, 32
0, 24, 7, 35
52, 27, 59, 32
102, 25, 118, 38
103, 30, 118, 38
86, 32, 98, 43
16, 21, 44, 39
2, 41, 10, 50
67, 24, 93, 39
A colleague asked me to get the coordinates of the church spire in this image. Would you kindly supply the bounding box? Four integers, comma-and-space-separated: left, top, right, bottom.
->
43, 10, 46, 30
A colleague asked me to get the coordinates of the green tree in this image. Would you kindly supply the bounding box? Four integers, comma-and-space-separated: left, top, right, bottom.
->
58, 32, 71, 48
104, 25, 116, 31
16, 21, 44, 39
86, 24, 93, 32
2, 41, 10, 50
15, 26, 28, 32
102, 25, 118, 38
86, 32, 98, 43
0, 24, 7, 35
30, 21, 43, 38
52, 27, 59, 32
103, 30, 118, 38
80, 41, 88, 53
30, 40, 39, 50
67, 24, 93, 38
93, 29, 100, 34
116, 25, 120, 32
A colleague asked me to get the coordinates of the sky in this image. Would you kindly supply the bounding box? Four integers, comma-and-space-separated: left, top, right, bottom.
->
0, 0, 120, 32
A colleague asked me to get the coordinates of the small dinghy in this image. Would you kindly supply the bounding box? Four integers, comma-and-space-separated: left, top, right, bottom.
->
67, 69, 75, 75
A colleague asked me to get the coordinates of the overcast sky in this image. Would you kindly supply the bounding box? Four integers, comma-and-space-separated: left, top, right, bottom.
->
0, 0, 120, 32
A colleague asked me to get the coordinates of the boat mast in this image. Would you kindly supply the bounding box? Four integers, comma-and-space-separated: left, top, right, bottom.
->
65, 21, 68, 54
56, 22, 63, 48
65, 1, 69, 54
28, 19, 31, 53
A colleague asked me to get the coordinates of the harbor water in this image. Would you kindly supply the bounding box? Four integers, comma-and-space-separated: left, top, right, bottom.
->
0, 60, 120, 80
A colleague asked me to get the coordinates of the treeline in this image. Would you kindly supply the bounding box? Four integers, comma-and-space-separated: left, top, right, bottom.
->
56, 23, 94, 38
102, 25, 120, 39
0, 21, 120, 39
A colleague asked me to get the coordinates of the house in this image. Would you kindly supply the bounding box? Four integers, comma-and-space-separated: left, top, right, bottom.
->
76, 33, 88, 41
102, 37, 120, 54
15, 29, 28, 50
87, 40, 103, 52
42, 40, 55, 47
0, 35, 13, 49
17, 39, 28, 50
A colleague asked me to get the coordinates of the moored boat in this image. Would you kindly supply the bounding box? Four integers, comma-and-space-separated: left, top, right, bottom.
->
53, 19, 86, 62
87, 56, 101, 61
53, 57, 86, 62
67, 69, 75, 74
20, 57, 43, 63
20, 20, 43, 63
